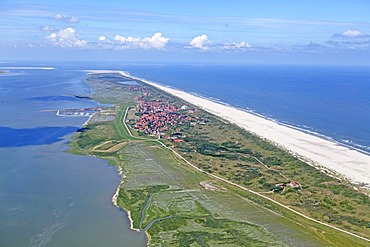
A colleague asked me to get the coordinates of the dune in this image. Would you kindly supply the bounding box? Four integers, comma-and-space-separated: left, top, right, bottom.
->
88, 70, 370, 189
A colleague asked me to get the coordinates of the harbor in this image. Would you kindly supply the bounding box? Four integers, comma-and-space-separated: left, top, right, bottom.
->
56, 107, 101, 117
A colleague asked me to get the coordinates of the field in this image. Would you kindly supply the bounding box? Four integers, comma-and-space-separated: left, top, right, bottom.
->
68, 73, 370, 246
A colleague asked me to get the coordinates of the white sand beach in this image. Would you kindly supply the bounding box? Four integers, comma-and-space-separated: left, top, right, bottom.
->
0, 66, 55, 70
88, 70, 370, 188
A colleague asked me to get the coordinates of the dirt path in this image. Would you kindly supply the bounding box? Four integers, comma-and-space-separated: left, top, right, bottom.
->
122, 107, 370, 243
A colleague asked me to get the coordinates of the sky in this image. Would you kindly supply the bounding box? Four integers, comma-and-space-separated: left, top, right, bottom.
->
1, 0, 370, 64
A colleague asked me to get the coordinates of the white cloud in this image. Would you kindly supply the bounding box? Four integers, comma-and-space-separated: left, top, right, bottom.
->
40, 26, 55, 32
235, 41, 252, 48
186, 36, 253, 52
98, 36, 106, 41
115, 35, 139, 43
189, 34, 210, 50
334, 30, 368, 38
143, 32, 169, 49
342, 30, 364, 37
114, 32, 169, 49
68, 16, 79, 23
52, 13, 64, 20
52, 13, 79, 23
46, 28, 87, 48
223, 41, 252, 50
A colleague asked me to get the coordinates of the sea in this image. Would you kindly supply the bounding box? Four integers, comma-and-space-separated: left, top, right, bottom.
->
123, 64, 370, 154
0, 66, 146, 247
0, 62, 369, 246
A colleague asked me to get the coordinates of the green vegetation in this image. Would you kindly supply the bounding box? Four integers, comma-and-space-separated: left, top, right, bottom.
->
173, 118, 370, 236
68, 73, 370, 246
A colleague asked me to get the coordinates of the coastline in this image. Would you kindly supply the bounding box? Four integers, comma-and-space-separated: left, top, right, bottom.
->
107, 70, 370, 189
78, 70, 370, 245
0, 66, 55, 70
112, 166, 141, 233
82, 71, 143, 235
111, 166, 124, 208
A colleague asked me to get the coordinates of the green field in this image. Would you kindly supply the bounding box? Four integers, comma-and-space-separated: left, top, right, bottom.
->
68, 73, 370, 246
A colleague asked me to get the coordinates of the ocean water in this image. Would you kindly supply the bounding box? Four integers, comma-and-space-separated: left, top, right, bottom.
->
122, 64, 370, 153
0, 68, 146, 247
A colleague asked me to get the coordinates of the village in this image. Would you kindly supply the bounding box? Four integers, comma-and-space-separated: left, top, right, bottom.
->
129, 88, 302, 193
131, 91, 207, 143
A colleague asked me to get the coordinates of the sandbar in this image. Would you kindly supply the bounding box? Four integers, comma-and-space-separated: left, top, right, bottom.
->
0, 66, 55, 70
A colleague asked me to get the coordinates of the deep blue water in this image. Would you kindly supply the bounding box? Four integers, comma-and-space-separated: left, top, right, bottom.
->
0, 68, 145, 247
122, 64, 370, 153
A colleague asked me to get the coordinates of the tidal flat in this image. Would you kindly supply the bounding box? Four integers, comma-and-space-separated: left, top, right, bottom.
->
0, 69, 146, 247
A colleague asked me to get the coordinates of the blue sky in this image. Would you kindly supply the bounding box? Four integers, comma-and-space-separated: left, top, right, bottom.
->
1, 0, 370, 64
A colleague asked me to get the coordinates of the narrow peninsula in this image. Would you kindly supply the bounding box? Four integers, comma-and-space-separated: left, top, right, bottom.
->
68, 71, 370, 246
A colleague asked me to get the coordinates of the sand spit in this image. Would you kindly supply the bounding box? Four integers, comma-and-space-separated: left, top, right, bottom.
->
0, 66, 55, 70
86, 70, 370, 188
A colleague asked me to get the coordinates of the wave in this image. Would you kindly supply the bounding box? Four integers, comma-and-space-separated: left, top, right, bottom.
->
341, 139, 370, 153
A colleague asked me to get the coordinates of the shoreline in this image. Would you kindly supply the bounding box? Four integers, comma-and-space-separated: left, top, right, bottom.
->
0, 66, 55, 70
85, 70, 370, 154
112, 166, 141, 233
79, 70, 370, 245
83, 71, 143, 235
94, 70, 370, 189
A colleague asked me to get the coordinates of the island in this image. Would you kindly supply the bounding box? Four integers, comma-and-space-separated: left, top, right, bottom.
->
67, 71, 370, 246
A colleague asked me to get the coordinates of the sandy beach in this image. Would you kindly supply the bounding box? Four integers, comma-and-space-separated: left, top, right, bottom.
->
0, 66, 55, 70
128, 73, 370, 189
87, 70, 370, 188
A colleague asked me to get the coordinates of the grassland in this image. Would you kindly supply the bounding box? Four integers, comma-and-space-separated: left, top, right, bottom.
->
172, 114, 370, 236
68, 72, 370, 246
